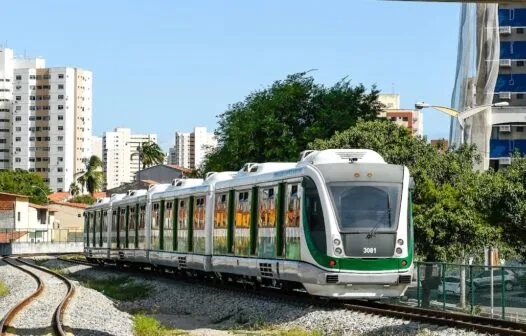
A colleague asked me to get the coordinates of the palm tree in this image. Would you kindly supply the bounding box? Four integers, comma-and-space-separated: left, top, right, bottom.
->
76, 155, 104, 196
69, 182, 80, 196
132, 141, 165, 170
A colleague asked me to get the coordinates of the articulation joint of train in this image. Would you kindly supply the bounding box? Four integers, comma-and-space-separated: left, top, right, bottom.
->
84, 149, 414, 298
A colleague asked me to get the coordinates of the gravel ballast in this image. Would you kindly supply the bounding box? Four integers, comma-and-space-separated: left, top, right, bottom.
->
39, 258, 496, 336
0, 259, 38, 325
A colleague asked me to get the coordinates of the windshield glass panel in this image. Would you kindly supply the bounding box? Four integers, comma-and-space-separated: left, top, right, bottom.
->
330, 183, 401, 231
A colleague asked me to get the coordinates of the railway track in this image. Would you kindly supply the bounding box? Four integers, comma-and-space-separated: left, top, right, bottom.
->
0, 257, 75, 336
58, 256, 526, 335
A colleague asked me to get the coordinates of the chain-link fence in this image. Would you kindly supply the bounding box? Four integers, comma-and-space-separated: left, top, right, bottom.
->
0, 228, 83, 243
403, 262, 526, 322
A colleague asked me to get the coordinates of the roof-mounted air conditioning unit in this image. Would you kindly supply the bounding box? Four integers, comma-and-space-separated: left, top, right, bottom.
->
500, 59, 512, 67
499, 157, 512, 165
500, 26, 512, 35
499, 125, 511, 132
499, 92, 512, 100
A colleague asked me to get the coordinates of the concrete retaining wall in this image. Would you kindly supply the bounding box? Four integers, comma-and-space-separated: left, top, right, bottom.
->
0, 242, 83, 255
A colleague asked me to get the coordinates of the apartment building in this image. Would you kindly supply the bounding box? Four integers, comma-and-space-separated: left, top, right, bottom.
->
103, 128, 157, 190
11, 67, 92, 191
0, 48, 45, 169
168, 127, 217, 169
378, 94, 424, 137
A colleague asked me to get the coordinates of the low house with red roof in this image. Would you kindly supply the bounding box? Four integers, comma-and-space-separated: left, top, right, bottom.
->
0, 192, 55, 243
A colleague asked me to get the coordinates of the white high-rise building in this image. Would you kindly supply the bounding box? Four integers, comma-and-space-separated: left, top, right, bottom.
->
91, 136, 102, 160
12, 66, 93, 192
168, 127, 217, 169
103, 128, 157, 190
0, 48, 45, 169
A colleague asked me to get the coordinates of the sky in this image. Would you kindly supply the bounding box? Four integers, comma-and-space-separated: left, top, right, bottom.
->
0, 1, 461, 151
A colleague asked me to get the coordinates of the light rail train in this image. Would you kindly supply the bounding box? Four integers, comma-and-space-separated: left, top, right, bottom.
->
84, 149, 414, 298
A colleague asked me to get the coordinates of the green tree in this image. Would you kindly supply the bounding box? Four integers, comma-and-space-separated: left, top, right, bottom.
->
0, 169, 50, 204
70, 194, 96, 205
133, 141, 165, 170
203, 72, 383, 172
309, 120, 504, 261
77, 155, 104, 196
69, 182, 80, 196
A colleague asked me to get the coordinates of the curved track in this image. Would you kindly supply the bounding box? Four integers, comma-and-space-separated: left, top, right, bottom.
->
58, 256, 526, 335
0, 257, 75, 336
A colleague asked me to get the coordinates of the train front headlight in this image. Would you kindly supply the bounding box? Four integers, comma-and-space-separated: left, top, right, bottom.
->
333, 238, 341, 246
396, 247, 403, 254
335, 247, 343, 255
397, 239, 404, 245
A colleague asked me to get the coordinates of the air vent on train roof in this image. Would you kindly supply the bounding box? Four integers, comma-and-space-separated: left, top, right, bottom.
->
299, 149, 385, 165
171, 179, 183, 186
241, 163, 258, 173
205, 172, 217, 179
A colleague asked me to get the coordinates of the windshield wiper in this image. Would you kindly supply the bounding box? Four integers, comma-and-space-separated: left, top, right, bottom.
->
366, 194, 391, 239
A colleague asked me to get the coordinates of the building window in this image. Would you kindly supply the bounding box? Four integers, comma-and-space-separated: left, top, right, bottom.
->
58, 178, 63, 183
15, 96, 21, 101
57, 136, 63, 141
58, 167, 63, 172
402, 116, 409, 121
58, 84, 64, 89
58, 126, 63, 131
15, 147, 21, 152
58, 157, 63, 162
518, 28, 525, 34
15, 137, 21, 142
518, 61, 525, 67
15, 75, 21, 80
58, 115, 63, 120
58, 105, 64, 110
517, 126, 524, 132
58, 95, 64, 100
15, 158, 21, 163
15, 116, 21, 121
58, 146, 63, 152
15, 127, 21, 132
17, 212, 20, 222
58, 74, 64, 79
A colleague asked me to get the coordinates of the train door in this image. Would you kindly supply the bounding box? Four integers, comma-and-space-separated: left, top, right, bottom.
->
138, 204, 147, 249
177, 198, 190, 252
234, 189, 252, 256
84, 211, 90, 248
257, 185, 278, 258
151, 202, 161, 250
111, 209, 118, 249
284, 183, 301, 260
193, 195, 206, 253
163, 200, 174, 251
119, 208, 126, 249
213, 192, 229, 254
102, 210, 109, 248
128, 205, 137, 249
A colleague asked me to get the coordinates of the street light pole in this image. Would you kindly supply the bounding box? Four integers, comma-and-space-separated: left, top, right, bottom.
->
32, 185, 50, 242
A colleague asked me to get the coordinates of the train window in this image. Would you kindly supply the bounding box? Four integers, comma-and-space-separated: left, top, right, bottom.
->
235, 190, 251, 228
214, 193, 228, 229
258, 186, 276, 228
285, 185, 300, 228
303, 177, 327, 254
152, 203, 160, 229
329, 183, 401, 231
139, 205, 146, 229
178, 199, 188, 229
194, 196, 206, 230
164, 201, 173, 230
128, 207, 136, 230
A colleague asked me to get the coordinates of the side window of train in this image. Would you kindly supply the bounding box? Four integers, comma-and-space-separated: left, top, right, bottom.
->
303, 177, 327, 254
164, 201, 173, 229
152, 203, 160, 229
285, 185, 300, 228
139, 205, 146, 229
178, 199, 188, 229
194, 196, 206, 230
214, 193, 228, 229
129, 207, 136, 230
235, 190, 251, 228
259, 186, 276, 228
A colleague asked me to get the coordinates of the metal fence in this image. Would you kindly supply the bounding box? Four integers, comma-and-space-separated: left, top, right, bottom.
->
0, 229, 83, 243
404, 262, 526, 322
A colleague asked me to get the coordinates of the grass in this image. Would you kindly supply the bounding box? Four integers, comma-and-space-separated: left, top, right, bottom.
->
80, 276, 152, 301
133, 314, 187, 336
229, 321, 323, 336
0, 281, 9, 297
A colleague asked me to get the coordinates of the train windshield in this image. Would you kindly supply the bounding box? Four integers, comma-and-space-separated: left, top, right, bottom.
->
329, 183, 401, 232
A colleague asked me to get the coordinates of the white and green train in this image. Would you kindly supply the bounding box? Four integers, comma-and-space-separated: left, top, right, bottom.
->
84, 149, 414, 298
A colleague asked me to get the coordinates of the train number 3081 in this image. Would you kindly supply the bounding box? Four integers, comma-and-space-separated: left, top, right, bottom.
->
363, 248, 377, 254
